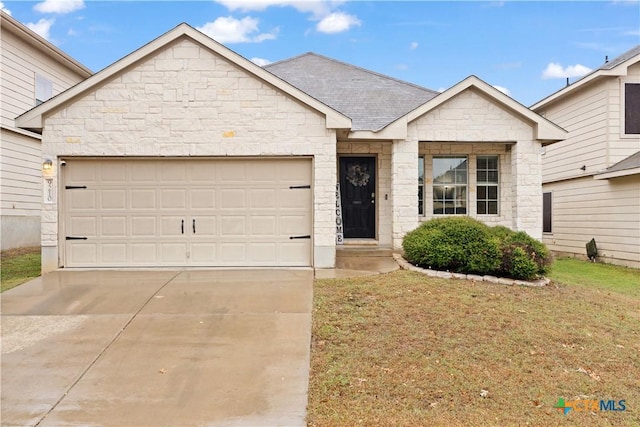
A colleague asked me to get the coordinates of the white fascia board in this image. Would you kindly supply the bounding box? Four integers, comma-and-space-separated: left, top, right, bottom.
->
594, 167, 640, 180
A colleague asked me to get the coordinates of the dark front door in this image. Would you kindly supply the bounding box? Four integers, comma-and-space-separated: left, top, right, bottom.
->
339, 157, 375, 238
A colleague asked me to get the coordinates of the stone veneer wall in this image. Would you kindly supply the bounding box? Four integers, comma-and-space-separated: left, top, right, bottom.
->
39, 37, 338, 271
407, 88, 543, 241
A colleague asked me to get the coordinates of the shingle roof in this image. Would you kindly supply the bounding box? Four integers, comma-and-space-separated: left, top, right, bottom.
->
600, 45, 640, 70
602, 151, 640, 174
265, 52, 439, 132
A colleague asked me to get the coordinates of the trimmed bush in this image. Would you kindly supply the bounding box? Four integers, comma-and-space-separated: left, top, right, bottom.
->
402, 218, 552, 281
402, 217, 501, 274
495, 230, 552, 280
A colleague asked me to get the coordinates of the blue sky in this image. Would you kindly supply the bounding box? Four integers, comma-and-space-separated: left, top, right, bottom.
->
3, 0, 639, 105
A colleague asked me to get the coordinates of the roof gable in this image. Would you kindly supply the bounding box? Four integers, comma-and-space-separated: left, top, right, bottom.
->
16, 23, 351, 132
265, 53, 439, 132
398, 75, 566, 143
532, 45, 640, 110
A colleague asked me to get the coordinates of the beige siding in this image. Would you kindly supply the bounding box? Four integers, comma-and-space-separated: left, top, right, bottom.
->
541, 61, 640, 184
541, 81, 612, 182
543, 176, 640, 268
0, 129, 42, 215
0, 30, 87, 128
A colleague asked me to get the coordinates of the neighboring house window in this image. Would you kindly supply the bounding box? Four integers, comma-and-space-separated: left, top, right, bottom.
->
477, 156, 499, 215
433, 156, 467, 215
418, 156, 424, 215
543, 192, 552, 233
35, 74, 53, 106
625, 83, 640, 134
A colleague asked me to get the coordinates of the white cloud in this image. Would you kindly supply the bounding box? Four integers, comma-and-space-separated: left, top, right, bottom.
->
251, 57, 271, 66
1, 2, 11, 15
26, 18, 55, 40
542, 62, 593, 79
410, 41, 419, 50
196, 16, 277, 43
316, 12, 361, 34
215, 0, 339, 19
67, 27, 77, 36
34, 0, 84, 14
492, 85, 511, 96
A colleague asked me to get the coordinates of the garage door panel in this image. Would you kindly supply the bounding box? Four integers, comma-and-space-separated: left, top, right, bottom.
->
250, 189, 276, 208
131, 190, 156, 209
102, 244, 127, 264
68, 243, 97, 265
190, 189, 216, 209
220, 243, 246, 263
68, 216, 96, 237
220, 216, 246, 235
161, 216, 185, 237
160, 243, 188, 263
101, 190, 127, 210
68, 191, 97, 210
251, 216, 276, 235
64, 158, 312, 267
132, 217, 156, 236
131, 244, 157, 263
101, 217, 127, 237
221, 189, 246, 209
160, 189, 186, 209
192, 216, 216, 237
190, 243, 216, 263
100, 163, 127, 183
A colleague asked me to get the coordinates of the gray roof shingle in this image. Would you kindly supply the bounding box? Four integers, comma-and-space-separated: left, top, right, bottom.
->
265, 52, 439, 132
601, 151, 640, 174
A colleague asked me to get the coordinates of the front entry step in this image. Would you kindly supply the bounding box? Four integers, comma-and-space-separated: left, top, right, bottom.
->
336, 246, 395, 258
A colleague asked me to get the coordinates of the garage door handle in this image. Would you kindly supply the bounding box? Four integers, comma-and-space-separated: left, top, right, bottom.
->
289, 235, 311, 239
289, 185, 311, 189
192, 219, 196, 234
66, 236, 87, 240
181, 219, 184, 234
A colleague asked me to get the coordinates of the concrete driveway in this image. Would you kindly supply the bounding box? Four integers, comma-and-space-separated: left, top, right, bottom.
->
1, 269, 313, 427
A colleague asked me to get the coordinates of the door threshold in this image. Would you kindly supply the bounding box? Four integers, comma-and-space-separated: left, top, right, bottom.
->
342, 239, 378, 246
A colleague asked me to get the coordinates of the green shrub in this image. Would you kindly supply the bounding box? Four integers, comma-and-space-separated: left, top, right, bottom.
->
493, 230, 552, 280
402, 217, 500, 275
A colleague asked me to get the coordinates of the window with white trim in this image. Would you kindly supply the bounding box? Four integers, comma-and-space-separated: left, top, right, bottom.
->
624, 83, 640, 135
35, 74, 53, 106
433, 156, 467, 215
476, 156, 499, 215
543, 192, 552, 233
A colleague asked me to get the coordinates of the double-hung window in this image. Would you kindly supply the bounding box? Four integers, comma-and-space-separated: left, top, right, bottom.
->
476, 156, 499, 215
433, 156, 467, 215
624, 83, 640, 135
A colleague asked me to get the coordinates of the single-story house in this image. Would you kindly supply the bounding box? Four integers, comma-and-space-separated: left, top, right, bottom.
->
532, 45, 640, 268
16, 23, 566, 273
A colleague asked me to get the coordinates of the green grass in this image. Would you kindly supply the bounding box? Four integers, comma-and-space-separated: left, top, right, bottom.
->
548, 258, 640, 297
309, 267, 640, 426
1, 247, 41, 292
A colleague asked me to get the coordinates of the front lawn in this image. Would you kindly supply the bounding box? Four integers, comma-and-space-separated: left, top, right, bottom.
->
308, 268, 639, 426
1, 246, 41, 292
548, 257, 640, 297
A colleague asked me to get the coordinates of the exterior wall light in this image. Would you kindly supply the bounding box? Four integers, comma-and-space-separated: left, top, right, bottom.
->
43, 159, 53, 171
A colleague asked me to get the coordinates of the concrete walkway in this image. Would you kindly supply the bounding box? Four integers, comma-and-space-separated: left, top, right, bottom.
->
1, 269, 312, 427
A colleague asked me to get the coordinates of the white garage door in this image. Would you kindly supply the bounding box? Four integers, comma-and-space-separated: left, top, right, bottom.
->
63, 158, 312, 267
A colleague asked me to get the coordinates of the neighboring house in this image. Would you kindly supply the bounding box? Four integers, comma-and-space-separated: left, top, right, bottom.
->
532, 45, 640, 268
0, 11, 92, 250
16, 23, 565, 273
